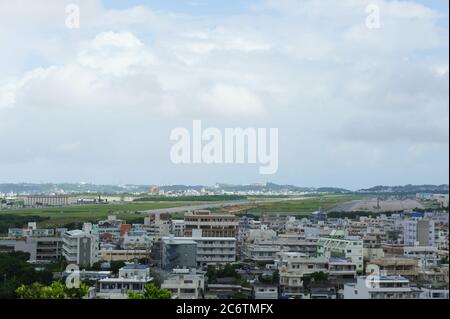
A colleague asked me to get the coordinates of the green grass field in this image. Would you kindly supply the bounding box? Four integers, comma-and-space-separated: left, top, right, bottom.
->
0, 202, 210, 227
0, 194, 362, 228
214, 195, 361, 216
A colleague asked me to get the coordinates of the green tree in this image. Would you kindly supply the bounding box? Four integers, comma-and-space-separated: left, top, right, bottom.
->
128, 283, 171, 299
0, 252, 52, 298
309, 271, 329, 282
15, 281, 90, 299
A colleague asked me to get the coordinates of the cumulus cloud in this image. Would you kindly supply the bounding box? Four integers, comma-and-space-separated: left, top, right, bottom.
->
0, 0, 448, 187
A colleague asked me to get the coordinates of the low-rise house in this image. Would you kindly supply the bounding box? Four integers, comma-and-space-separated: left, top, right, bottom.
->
343, 275, 421, 299
97, 263, 153, 299
253, 284, 278, 299
161, 269, 205, 299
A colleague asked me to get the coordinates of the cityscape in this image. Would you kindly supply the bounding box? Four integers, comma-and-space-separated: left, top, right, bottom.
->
0, 0, 448, 309
0, 184, 448, 300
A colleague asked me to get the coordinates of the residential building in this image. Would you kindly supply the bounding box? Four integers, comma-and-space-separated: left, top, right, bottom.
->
62, 224, 99, 267
24, 195, 69, 207
184, 210, 239, 237
343, 276, 421, 299
403, 219, 435, 247
161, 269, 205, 299
317, 230, 364, 272
161, 237, 197, 271
254, 284, 278, 299
98, 263, 153, 299
276, 252, 328, 297
171, 220, 185, 237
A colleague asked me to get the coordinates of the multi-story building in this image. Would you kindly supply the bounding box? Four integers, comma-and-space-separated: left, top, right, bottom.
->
369, 257, 418, 279
317, 230, 364, 272
404, 246, 440, 270
161, 237, 197, 271
145, 213, 172, 238
171, 220, 186, 237
0, 223, 65, 262
98, 263, 153, 299
98, 249, 148, 262
403, 219, 435, 247
62, 224, 99, 267
121, 230, 152, 250
194, 235, 237, 266
276, 252, 328, 297
343, 276, 421, 299
162, 230, 237, 267
24, 195, 69, 207
184, 210, 239, 237
253, 284, 279, 299
328, 258, 357, 282
161, 269, 205, 299
94, 215, 125, 241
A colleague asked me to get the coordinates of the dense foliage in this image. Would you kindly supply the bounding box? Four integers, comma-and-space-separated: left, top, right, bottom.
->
0, 252, 53, 298
15, 281, 89, 299
0, 215, 50, 234
127, 283, 171, 299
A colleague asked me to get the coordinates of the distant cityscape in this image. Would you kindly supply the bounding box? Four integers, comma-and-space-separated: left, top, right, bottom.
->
0, 183, 448, 300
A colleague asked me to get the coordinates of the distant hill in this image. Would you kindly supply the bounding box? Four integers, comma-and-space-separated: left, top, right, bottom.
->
0, 182, 351, 195
1, 182, 447, 196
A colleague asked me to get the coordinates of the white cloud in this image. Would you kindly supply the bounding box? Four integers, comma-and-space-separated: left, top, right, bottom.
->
0, 0, 447, 186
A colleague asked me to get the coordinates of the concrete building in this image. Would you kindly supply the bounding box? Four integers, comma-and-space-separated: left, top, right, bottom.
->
121, 231, 152, 250
62, 224, 99, 267
145, 212, 172, 238
404, 246, 440, 270
184, 210, 239, 237
343, 276, 421, 299
317, 230, 364, 272
328, 258, 357, 281
276, 252, 328, 297
403, 219, 435, 247
24, 195, 69, 207
0, 224, 65, 262
161, 237, 197, 271
99, 249, 148, 262
98, 263, 153, 299
171, 220, 186, 237
161, 269, 205, 299
370, 257, 418, 279
254, 284, 278, 299
193, 234, 236, 266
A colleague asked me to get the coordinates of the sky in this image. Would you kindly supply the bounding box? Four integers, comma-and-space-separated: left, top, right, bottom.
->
0, 0, 448, 189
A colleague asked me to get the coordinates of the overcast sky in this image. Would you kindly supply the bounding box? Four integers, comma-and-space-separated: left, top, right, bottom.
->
0, 0, 448, 189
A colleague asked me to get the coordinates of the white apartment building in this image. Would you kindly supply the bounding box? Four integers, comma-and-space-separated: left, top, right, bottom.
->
254, 285, 278, 299
404, 246, 440, 270
317, 230, 364, 272
243, 242, 281, 262
118, 263, 151, 279
161, 269, 205, 299
171, 220, 186, 237
343, 276, 421, 299
193, 234, 236, 265
24, 195, 69, 207
276, 252, 328, 296
62, 224, 99, 267
144, 215, 171, 238
98, 263, 153, 299
121, 232, 152, 250
403, 219, 435, 247
163, 231, 237, 266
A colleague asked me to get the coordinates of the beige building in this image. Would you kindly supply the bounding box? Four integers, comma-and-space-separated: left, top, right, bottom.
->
184, 210, 239, 238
